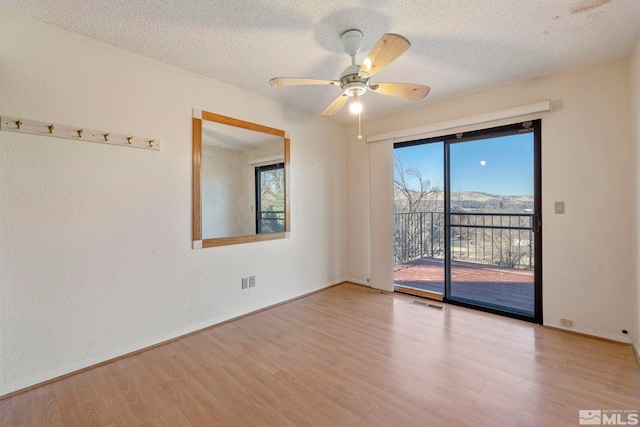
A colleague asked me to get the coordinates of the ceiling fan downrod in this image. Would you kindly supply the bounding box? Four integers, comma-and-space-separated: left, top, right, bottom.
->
339, 29, 368, 99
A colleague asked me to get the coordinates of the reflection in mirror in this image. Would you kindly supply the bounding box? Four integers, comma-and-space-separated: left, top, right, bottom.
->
254, 162, 285, 234
193, 110, 290, 248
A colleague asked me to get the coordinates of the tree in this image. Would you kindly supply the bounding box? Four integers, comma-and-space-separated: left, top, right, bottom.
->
393, 157, 443, 264
257, 166, 285, 233
393, 157, 440, 214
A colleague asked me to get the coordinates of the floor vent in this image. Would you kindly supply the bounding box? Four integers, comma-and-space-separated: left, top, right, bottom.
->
411, 301, 445, 311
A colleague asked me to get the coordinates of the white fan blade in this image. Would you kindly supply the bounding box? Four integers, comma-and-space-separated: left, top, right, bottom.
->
322, 94, 349, 116
370, 82, 430, 100
358, 34, 411, 79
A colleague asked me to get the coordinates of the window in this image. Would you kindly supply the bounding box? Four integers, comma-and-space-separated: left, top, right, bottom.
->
255, 163, 285, 234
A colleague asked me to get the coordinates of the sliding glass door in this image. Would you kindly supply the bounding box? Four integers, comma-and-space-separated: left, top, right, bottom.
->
393, 121, 542, 323
447, 128, 538, 318
393, 142, 445, 299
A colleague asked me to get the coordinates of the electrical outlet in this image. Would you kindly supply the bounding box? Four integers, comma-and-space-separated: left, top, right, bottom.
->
249, 276, 256, 287
560, 318, 572, 327
241, 277, 249, 289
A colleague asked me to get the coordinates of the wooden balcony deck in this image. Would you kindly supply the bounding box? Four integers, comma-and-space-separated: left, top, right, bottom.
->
393, 257, 535, 315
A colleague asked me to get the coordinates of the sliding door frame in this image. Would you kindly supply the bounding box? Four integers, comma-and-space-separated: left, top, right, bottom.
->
394, 120, 542, 324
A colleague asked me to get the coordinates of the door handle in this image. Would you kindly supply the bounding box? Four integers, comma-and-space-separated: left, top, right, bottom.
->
533, 214, 541, 233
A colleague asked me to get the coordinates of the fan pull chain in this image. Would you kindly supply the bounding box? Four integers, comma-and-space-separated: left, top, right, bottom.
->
357, 111, 363, 140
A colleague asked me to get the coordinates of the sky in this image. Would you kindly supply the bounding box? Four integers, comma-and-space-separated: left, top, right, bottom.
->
394, 133, 534, 196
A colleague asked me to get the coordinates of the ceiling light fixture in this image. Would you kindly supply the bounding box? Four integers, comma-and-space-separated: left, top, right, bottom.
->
350, 95, 362, 114
349, 95, 364, 139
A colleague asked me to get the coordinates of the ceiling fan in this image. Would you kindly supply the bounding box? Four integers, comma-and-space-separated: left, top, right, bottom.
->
269, 29, 430, 118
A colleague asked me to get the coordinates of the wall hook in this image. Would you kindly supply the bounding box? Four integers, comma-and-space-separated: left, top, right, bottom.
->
77, 129, 83, 138
127, 137, 133, 144
103, 133, 109, 141
148, 140, 154, 147
16, 120, 22, 130
48, 125, 55, 134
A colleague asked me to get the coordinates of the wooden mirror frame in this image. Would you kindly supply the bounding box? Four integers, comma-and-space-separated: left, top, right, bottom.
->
192, 109, 290, 248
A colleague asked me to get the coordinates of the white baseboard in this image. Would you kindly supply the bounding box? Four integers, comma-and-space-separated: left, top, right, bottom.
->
544, 322, 633, 344
344, 277, 370, 286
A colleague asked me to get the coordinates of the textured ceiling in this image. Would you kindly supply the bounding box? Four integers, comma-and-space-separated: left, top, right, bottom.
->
1, 0, 639, 123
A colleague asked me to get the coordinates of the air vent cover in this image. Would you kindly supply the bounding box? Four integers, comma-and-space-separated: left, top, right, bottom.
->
411, 301, 445, 311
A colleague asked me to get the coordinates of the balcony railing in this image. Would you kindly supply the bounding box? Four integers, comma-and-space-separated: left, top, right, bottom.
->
257, 210, 285, 234
394, 211, 534, 270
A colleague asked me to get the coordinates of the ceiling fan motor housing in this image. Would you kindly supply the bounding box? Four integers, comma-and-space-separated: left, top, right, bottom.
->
340, 64, 368, 97
342, 77, 367, 97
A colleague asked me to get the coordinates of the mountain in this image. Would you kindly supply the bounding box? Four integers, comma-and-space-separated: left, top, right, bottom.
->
394, 189, 533, 213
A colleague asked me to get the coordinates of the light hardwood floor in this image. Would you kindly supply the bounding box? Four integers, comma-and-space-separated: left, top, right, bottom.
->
1, 283, 639, 426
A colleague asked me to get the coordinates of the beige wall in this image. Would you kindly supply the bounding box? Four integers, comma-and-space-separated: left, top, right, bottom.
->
347, 58, 635, 342
0, 11, 347, 395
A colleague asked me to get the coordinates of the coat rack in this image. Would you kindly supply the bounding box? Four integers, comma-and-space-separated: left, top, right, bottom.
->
0, 116, 160, 151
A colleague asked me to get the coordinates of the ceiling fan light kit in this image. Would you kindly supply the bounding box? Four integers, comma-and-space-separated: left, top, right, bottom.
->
349, 96, 363, 114
270, 28, 430, 139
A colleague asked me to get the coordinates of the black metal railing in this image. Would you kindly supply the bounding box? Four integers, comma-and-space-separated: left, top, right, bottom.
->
394, 211, 534, 269
257, 211, 285, 234
394, 211, 445, 263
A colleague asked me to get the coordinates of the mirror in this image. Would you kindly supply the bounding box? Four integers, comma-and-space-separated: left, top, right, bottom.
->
193, 110, 290, 247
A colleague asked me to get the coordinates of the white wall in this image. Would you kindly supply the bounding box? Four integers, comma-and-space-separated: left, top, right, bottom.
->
0, 11, 347, 396
202, 146, 244, 238
347, 58, 635, 342
632, 37, 640, 354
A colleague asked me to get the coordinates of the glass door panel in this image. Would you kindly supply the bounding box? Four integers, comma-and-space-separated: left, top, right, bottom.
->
447, 132, 535, 317
393, 142, 445, 297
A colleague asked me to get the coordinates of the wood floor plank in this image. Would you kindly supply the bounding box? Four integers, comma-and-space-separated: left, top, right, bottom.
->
87, 367, 162, 427
163, 354, 246, 426
53, 375, 114, 427
0, 399, 12, 427
9, 386, 63, 427
3, 283, 639, 426
37, 386, 64, 427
